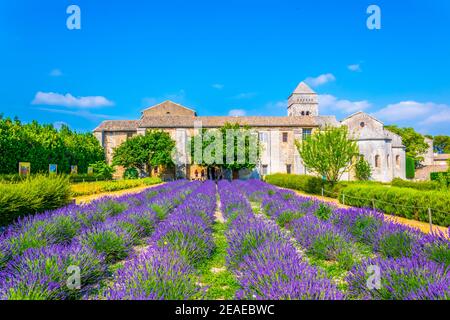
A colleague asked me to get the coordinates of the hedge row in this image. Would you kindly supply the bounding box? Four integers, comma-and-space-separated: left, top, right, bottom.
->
0, 175, 72, 227
264, 173, 383, 198
70, 177, 162, 197
430, 172, 450, 186
0, 173, 109, 184
339, 185, 450, 227
390, 178, 442, 191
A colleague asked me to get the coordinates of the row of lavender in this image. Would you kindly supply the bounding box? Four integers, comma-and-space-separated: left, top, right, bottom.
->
0, 180, 198, 300
101, 180, 217, 299
237, 179, 450, 300
218, 180, 344, 299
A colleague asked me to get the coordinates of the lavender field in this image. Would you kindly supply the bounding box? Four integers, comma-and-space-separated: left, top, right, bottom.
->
0, 179, 448, 300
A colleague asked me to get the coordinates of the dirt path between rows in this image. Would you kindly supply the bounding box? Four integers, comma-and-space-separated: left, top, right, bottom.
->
284, 188, 448, 236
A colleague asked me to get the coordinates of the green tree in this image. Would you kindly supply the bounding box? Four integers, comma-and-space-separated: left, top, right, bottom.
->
295, 126, 359, 184
90, 161, 115, 180
112, 130, 175, 176
433, 135, 450, 154
385, 125, 429, 163
0, 116, 104, 174
190, 123, 260, 179
355, 156, 372, 181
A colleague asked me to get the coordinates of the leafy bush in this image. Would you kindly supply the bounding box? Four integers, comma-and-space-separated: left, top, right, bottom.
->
430, 172, 450, 186
123, 167, 139, 179
339, 185, 450, 227
265, 173, 324, 195
391, 178, 441, 191
0, 175, 71, 227
406, 157, 415, 179
355, 157, 372, 181
89, 161, 115, 180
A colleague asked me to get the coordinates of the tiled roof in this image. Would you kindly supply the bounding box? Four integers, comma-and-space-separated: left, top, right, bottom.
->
93, 120, 138, 132
93, 116, 338, 132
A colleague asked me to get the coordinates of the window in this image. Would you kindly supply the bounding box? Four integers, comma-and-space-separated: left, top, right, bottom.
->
262, 165, 268, 175
302, 129, 312, 140
259, 132, 268, 143
126, 132, 133, 139
375, 155, 381, 168
282, 132, 288, 143
360, 122, 365, 128
387, 154, 390, 168
396, 155, 401, 167
301, 111, 305, 116
286, 164, 292, 174
306, 111, 310, 116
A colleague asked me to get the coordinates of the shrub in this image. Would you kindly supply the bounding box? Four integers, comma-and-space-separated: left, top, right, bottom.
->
346, 257, 449, 300
79, 225, 134, 264
265, 173, 324, 195
0, 175, 71, 227
123, 167, 139, 179
391, 178, 441, 191
339, 185, 450, 227
70, 177, 161, 197
406, 157, 415, 179
89, 161, 115, 180
355, 157, 372, 181
430, 172, 450, 186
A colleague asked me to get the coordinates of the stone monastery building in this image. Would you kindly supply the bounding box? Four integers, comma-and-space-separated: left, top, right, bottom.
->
94, 82, 406, 182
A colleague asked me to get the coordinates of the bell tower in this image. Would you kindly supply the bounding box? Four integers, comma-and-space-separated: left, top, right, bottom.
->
287, 82, 319, 116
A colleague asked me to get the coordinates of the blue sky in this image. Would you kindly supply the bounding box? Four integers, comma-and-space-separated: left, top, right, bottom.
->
0, 0, 449, 134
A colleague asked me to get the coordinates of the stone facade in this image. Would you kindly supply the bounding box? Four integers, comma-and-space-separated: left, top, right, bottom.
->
93, 82, 406, 182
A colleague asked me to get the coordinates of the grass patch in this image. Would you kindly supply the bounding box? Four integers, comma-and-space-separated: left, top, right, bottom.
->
195, 222, 240, 300
71, 177, 161, 197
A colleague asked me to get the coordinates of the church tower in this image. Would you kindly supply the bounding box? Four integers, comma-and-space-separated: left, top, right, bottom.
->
287, 82, 319, 116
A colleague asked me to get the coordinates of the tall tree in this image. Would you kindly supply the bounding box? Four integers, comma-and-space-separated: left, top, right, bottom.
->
385, 125, 429, 163
112, 130, 175, 175
190, 123, 260, 179
295, 126, 359, 184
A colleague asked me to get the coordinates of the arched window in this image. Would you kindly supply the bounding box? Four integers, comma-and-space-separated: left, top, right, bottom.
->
396, 155, 400, 167
301, 111, 305, 116
375, 155, 381, 168
306, 111, 310, 116
387, 154, 390, 168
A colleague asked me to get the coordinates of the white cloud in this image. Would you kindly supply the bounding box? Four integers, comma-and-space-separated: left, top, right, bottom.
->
319, 94, 371, 114
348, 64, 362, 72
305, 73, 336, 87
212, 84, 224, 90
373, 101, 450, 125
50, 69, 63, 77
232, 92, 257, 99
228, 109, 246, 116
32, 92, 114, 108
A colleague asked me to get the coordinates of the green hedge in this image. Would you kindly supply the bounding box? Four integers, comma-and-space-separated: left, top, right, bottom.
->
339, 185, 450, 227
264, 173, 383, 198
406, 157, 415, 179
0, 173, 109, 184
391, 178, 441, 191
70, 177, 162, 197
0, 175, 72, 227
430, 172, 450, 187
264, 173, 324, 195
